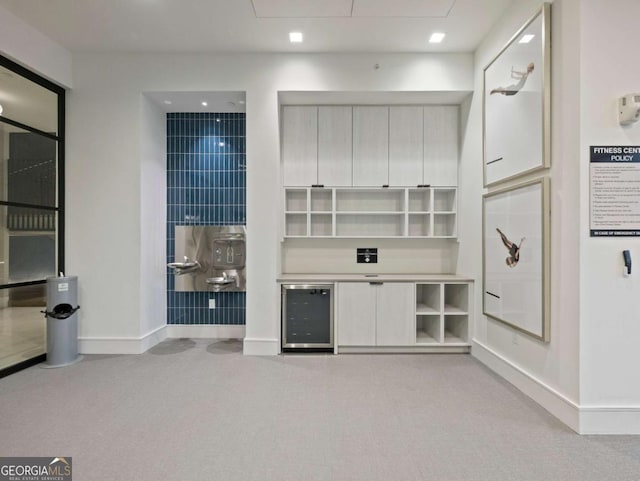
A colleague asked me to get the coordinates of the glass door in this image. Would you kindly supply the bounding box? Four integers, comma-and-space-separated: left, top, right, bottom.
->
0, 55, 64, 376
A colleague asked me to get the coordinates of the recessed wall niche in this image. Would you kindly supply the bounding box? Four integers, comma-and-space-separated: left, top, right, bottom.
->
166, 112, 246, 325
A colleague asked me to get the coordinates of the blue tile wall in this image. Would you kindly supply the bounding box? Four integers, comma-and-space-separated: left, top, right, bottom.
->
166, 113, 246, 325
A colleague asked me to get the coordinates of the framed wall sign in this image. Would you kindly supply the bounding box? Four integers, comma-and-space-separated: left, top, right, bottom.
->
483, 178, 550, 341
483, 3, 551, 186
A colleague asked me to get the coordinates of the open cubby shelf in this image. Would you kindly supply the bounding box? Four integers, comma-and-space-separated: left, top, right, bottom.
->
415, 282, 470, 346
284, 187, 457, 238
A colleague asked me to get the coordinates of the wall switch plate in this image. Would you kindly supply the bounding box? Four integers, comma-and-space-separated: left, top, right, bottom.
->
357, 248, 378, 264
208, 299, 216, 309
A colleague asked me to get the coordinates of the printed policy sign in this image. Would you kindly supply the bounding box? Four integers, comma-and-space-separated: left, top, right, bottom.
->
590, 146, 640, 237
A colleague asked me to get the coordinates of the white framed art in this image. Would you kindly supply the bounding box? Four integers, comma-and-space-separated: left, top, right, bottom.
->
483, 178, 550, 341
483, 3, 551, 187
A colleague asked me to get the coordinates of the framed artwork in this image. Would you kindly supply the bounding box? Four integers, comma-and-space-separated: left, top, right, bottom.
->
483, 3, 551, 186
483, 178, 550, 341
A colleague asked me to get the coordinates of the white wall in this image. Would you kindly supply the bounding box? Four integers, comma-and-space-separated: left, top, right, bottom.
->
463, 0, 583, 431
578, 0, 640, 433
0, 5, 72, 87
66, 65, 143, 351
65, 52, 473, 355
140, 95, 167, 343
468, 0, 640, 434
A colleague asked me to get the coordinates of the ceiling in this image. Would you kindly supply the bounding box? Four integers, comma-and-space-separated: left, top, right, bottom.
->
0, 0, 513, 53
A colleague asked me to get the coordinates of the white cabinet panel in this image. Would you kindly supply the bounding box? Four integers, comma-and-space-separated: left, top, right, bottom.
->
318, 106, 352, 186
337, 283, 376, 345
389, 106, 423, 187
353, 106, 389, 186
376, 283, 415, 346
338, 282, 414, 346
282, 106, 318, 186
423, 106, 458, 186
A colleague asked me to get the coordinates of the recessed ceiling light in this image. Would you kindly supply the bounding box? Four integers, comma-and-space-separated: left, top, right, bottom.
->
201, 101, 208, 106
429, 32, 445, 43
163, 100, 172, 105
0, 104, 3, 115
519, 34, 535, 43
289, 32, 303, 43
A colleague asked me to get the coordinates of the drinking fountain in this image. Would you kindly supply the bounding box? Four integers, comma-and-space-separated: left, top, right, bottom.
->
168, 225, 246, 292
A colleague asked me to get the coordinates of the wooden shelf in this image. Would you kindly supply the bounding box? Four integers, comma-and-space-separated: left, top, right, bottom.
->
415, 282, 470, 346
416, 330, 440, 344
443, 304, 467, 314
283, 187, 457, 239
416, 303, 439, 314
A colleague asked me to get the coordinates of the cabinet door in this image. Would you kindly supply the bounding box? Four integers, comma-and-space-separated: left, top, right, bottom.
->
337, 283, 376, 346
389, 106, 423, 187
376, 283, 415, 346
353, 106, 389, 186
282, 106, 318, 186
318, 106, 352, 186
423, 106, 458, 186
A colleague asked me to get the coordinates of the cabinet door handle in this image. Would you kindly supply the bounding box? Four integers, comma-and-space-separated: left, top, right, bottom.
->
369, 281, 383, 285
311, 184, 325, 188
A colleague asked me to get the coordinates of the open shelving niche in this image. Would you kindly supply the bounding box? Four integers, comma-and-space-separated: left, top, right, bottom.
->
416, 282, 469, 345
284, 187, 457, 238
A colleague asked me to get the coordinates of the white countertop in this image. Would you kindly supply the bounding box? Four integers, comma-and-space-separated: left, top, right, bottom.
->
277, 273, 474, 283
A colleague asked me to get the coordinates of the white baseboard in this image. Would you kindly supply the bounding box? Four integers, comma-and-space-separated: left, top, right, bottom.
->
472, 339, 580, 433
579, 406, 640, 434
243, 337, 279, 355
79, 325, 167, 355
472, 340, 640, 434
165, 324, 245, 339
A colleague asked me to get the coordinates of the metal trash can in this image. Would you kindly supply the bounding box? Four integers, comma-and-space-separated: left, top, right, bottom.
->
41, 275, 82, 368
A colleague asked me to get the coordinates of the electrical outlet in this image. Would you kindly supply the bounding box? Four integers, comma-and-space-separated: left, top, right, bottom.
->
208, 299, 216, 309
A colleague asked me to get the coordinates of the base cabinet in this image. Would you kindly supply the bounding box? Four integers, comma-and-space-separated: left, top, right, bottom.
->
416, 282, 470, 345
337, 280, 472, 352
336, 283, 376, 346
337, 282, 414, 346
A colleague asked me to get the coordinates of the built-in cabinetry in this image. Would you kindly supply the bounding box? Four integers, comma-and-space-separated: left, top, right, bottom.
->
282, 106, 353, 187
284, 186, 457, 238
415, 282, 469, 345
335, 280, 471, 352
281, 104, 459, 239
353, 106, 389, 186
281, 104, 459, 188
337, 282, 415, 346
318, 106, 352, 186
282, 106, 318, 187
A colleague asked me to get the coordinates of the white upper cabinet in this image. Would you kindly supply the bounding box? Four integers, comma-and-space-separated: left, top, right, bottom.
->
282, 104, 459, 188
353, 106, 389, 186
423, 106, 459, 186
282, 106, 318, 186
318, 106, 352, 186
389, 106, 424, 186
